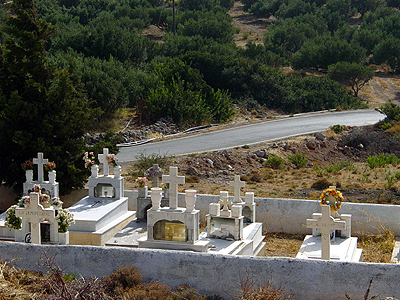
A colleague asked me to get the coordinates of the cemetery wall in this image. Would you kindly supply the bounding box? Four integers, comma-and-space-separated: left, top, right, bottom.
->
1, 241, 399, 300
125, 191, 400, 236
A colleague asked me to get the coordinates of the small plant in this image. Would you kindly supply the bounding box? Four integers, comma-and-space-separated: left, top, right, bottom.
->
134, 152, 171, 175
263, 155, 284, 169
367, 154, 399, 168
288, 153, 307, 168
102, 265, 142, 293
45, 161, 56, 172
22, 160, 33, 171
83, 151, 96, 169
331, 124, 344, 134
56, 209, 75, 233
381, 122, 392, 130
242, 145, 250, 149
5, 205, 22, 230
136, 177, 148, 187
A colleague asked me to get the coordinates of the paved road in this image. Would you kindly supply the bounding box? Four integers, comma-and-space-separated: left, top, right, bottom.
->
117, 109, 383, 163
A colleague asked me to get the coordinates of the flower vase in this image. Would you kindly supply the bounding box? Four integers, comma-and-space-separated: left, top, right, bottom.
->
185, 190, 197, 212
138, 186, 148, 198
48, 170, 56, 183
58, 231, 69, 245
25, 170, 33, 183
150, 187, 162, 210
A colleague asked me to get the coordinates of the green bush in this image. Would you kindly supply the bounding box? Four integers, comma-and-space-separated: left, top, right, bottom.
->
134, 152, 172, 175
331, 124, 344, 134
367, 154, 399, 168
263, 155, 284, 169
288, 153, 307, 168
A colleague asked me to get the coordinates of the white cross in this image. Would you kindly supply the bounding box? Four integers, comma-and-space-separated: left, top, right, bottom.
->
306, 205, 346, 260
229, 175, 245, 203
15, 193, 56, 245
33, 153, 48, 183
220, 192, 232, 211
98, 148, 109, 176
162, 166, 185, 209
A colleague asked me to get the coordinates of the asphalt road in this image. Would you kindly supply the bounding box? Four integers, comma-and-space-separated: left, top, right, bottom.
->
117, 109, 383, 163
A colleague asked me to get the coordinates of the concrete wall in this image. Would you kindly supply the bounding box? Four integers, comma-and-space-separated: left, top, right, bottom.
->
126, 191, 400, 236
0, 241, 399, 300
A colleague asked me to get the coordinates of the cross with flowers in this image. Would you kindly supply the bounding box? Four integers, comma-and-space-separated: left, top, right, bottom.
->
33, 153, 48, 183
98, 148, 110, 176
145, 164, 164, 187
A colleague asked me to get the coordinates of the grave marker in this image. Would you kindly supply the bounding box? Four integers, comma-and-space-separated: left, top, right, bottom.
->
306, 205, 346, 260
162, 167, 185, 209
98, 148, 110, 176
229, 175, 245, 203
33, 153, 48, 183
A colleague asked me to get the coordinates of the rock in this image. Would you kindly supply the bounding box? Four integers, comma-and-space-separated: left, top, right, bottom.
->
227, 164, 233, 170
222, 170, 229, 175
306, 141, 317, 150
253, 149, 268, 158
206, 159, 214, 168
186, 166, 199, 176
315, 132, 325, 141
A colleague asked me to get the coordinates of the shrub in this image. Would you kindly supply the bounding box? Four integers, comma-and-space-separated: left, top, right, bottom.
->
133, 152, 172, 175
381, 122, 392, 130
186, 175, 200, 183
250, 172, 262, 182
311, 178, 333, 189
103, 266, 142, 294
288, 153, 307, 168
263, 155, 284, 169
331, 124, 344, 134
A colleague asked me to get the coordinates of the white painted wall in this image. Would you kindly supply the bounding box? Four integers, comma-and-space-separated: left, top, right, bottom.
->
126, 191, 400, 236
1, 242, 399, 300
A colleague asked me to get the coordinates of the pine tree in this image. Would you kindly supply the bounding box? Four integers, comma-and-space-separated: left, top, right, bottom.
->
0, 0, 95, 195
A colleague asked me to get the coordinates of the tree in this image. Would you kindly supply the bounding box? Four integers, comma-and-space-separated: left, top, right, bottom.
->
0, 0, 95, 194
373, 37, 400, 72
328, 62, 374, 97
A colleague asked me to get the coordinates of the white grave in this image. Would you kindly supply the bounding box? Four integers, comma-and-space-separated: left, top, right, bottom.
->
23, 152, 59, 198
68, 148, 135, 246
297, 189, 362, 262
138, 167, 208, 252
14, 192, 65, 244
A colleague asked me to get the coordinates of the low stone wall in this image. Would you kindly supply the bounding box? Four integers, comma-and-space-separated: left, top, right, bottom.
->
0, 242, 399, 300
126, 191, 400, 236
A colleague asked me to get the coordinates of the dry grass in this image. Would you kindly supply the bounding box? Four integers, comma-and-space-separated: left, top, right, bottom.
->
357, 230, 395, 263
263, 233, 305, 258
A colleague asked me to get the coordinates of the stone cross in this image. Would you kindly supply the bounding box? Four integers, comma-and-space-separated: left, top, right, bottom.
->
149, 164, 164, 187
15, 192, 56, 245
98, 148, 110, 176
33, 153, 48, 183
306, 205, 346, 260
229, 175, 245, 203
220, 191, 231, 211
162, 166, 185, 209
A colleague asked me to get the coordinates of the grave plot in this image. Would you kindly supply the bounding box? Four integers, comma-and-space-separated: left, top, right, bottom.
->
68, 148, 135, 246
297, 187, 363, 262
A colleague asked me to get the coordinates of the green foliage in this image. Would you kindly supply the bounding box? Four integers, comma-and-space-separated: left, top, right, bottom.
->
4, 205, 22, 230
331, 124, 344, 134
324, 160, 353, 172
288, 153, 308, 168
377, 101, 400, 122
366, 154, 399, 168
373, 37, 400, 72
263, 155, 285, 169
328, 62, 374, 97
381, 122, 393, 130
0, 0, 96, 194
133, 152, 172, 175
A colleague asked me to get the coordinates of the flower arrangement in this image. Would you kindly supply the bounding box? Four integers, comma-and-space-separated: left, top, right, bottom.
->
33, 184, 40, 193
56, 209, 75, 233
5, 205, 22, 230
136, 177, 148, 188
18, 196, 30, 207
22, 160, 34, 171
106, 153, 118, 167
145, 165, 162, 179
51, 197, 63, 208
39, 193, 51, 205
45, 161, 56, 172
83, 151, 95, 169
320, 188, 344, 211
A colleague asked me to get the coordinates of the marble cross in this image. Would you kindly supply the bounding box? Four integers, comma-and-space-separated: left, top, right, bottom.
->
162, 166, 185, 209
98, 148, 109, 176
306, 205, 346, 260
33, 153, 48, 183
229, 175, 245, 203
15, 192, 56, 245
220, 191, 231, 211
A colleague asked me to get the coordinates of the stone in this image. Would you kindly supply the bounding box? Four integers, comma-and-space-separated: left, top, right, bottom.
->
162, 167, 185, 210
186, 166, 199, 176
229, 175, 245, 204
206, 159, 214, 168
306, 141, 317, 150
315, 132, 325, 141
